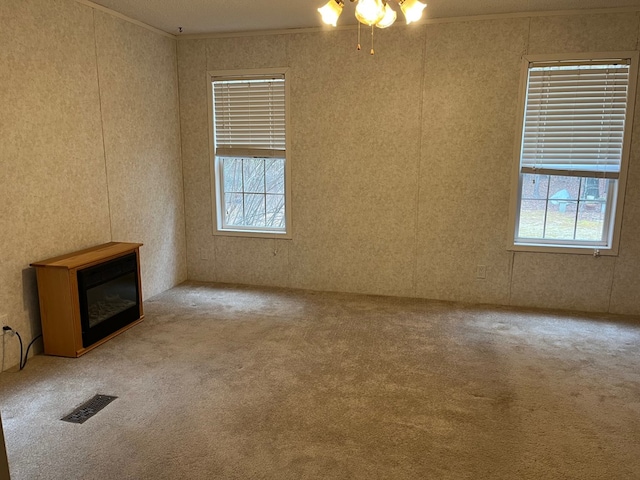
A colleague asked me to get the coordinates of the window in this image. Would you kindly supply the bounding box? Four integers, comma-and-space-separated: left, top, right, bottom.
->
209, 69, 290, 237
510, 54, 638, 254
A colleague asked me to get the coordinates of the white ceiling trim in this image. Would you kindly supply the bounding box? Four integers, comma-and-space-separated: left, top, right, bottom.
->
75, 0, 176, 39
177, 6, 640, 40
72, 1, 640, 42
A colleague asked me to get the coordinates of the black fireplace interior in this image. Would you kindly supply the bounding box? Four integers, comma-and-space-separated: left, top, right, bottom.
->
77, 253, 140, 348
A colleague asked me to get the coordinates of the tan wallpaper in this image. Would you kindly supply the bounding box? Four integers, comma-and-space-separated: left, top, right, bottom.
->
0, 0, 186, 370
94, 11, 187, 299
416, 18, 528, 305
177, 13, 640, 316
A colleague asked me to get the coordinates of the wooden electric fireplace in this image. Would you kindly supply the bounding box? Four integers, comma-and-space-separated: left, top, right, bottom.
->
31, 242, 144, 358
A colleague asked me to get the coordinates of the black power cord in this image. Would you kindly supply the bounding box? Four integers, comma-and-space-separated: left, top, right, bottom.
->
2, 326, 43, 370
21, 334, 42, 370
13, 331, 23, 370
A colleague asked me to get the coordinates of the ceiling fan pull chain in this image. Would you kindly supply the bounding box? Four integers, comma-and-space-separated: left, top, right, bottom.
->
370, 25, 375, 55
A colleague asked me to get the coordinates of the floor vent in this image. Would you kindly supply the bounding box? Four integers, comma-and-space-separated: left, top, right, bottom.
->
61, 394, 118, 424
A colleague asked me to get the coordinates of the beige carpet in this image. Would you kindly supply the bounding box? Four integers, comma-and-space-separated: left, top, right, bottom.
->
1, 282, 639, 479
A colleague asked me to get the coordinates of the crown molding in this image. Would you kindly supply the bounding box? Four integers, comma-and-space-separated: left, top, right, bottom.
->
69, 3, 640, 42
177, 6, 640, 40
74, 0, 176, 39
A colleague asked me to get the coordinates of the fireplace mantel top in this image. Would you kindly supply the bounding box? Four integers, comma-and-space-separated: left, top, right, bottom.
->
31, 242, 143, 270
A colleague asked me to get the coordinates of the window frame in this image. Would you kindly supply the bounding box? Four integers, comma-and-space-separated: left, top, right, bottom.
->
207, 68, 292, 239
507, 52, 639, 256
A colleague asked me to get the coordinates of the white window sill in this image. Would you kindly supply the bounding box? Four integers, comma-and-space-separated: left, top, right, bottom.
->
509, 243, 617, 256
213, 229, 292, 240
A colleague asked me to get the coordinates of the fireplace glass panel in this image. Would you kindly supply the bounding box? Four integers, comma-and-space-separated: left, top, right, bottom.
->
86, 273, 138, 328
77, 252, 140, 348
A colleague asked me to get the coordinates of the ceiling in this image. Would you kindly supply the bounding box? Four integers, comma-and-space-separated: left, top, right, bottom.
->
87, 0, 640, 35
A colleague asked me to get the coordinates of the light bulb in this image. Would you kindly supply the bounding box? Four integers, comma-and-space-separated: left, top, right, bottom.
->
355, 0, 386, 26
400, 0, 427, 24
318, 0, 344, 27
376, 3, 397, 28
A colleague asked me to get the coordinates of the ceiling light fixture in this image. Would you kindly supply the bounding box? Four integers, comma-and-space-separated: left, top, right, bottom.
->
399, 0, 428, 24
317, 0, 427, 54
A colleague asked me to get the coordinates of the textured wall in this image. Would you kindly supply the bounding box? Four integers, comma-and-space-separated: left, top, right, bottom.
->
94, 11, 187, 298
0, 0, 186, 370
177, 12, 640, 316
416, 18, 528, 305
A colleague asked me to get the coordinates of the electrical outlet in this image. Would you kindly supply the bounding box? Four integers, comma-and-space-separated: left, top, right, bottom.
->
476, 265, 487, 279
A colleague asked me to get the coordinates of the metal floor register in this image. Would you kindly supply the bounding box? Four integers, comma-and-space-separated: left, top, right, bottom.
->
61, 394, 118, 424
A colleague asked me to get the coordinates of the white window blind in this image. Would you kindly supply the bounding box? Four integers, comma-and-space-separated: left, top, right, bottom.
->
213, 76, 285, 159
521, 60, 631, 179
